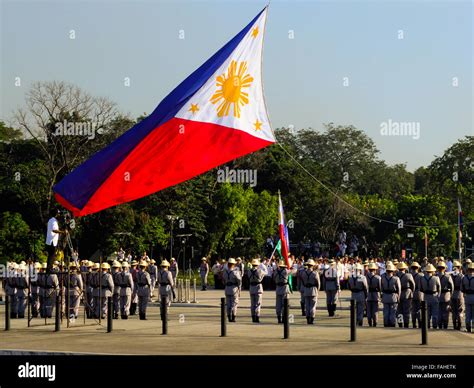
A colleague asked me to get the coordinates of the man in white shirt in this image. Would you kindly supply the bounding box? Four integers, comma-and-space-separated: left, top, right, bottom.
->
45, 209, 65, 272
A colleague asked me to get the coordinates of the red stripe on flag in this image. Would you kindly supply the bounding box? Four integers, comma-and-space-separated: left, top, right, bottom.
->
72, 118, 273, 216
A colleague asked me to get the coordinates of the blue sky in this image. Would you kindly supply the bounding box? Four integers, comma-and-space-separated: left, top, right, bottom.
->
1, 0, 472, 171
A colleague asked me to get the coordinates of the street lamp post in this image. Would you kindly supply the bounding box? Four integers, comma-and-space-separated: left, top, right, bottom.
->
167, 215, 179, 260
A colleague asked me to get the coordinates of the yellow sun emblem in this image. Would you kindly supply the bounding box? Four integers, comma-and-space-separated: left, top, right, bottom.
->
210, 60, 253, 118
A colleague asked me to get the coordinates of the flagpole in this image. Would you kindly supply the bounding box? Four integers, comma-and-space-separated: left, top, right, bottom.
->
458, 199, 462, 261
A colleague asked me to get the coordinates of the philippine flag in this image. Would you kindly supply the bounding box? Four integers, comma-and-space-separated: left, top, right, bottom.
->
54, 7, 274, 216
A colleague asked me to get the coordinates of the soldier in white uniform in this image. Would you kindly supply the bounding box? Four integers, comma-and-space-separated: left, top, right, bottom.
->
157, 260, 174, 320
66, 262, 83, 319
98, 263, 114, 319
419, 263, 441, 329
170, 258, 178, 300
300, 259, 320, 324
200, 257, 210, 291
461, 262, 474, 332
137, 260, 151, 320
348, 263, 368, 326
223, 258, 242, 322
380, 262, 401, 327
111, 261, 122, 319
147, 259, 158, 301
396, 262, 415, 328
366, 262, 381, 327
247, 259, 267, 323
323, 259, 339, 317
410, 262, 423, 328
119, 262, 134, 319
273, 260, 292, 324
450, 260, 464, 330
436, 261, 454, 329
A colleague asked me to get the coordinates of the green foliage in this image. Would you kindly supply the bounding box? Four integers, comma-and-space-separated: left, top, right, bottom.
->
1, 82, 472, 262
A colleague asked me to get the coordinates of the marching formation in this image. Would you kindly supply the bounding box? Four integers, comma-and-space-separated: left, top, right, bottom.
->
2, 258, 176, 322
2, 255, 474, 333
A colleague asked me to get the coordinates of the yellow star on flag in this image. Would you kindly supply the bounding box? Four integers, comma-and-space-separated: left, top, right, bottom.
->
251, 27, 259, 38
188, 103, 199, 115
253, 119, 262, 131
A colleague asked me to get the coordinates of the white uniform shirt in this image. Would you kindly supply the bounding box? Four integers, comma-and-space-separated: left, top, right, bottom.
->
45, 217, 59, 246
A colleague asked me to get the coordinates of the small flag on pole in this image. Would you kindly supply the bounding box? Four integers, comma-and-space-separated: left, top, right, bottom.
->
278, 192, 290, 269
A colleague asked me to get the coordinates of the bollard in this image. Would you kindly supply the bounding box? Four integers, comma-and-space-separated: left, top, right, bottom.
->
177, 279, 182, 303
161, 297, 168, 335
27, 293, 31, 328
283, 298, 290, 339
191, 278, 197, 303
350, 300, 356, 342
220, 297, 226, 337
107, 297, 113, 333
185, 279, 190, 303
55, 294, 61, 332
5, 295, 10, 331
421, 301, 428, 345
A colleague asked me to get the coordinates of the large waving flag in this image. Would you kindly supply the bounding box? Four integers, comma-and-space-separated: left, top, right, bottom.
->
54, 7, 274, 216
278, 192, 290, 269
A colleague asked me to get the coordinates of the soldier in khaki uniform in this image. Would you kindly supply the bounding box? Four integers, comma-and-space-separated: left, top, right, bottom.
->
43, 263, 60, 319
111, 261, 122, 319
410, 262, 423, 328
157, 260, 174, 320
323, 259, 339, 317
5, 263, 18, 318
380, 262, 401, 327
247, 259, 267, 323
90, 263, 100, 318
98, 263, 114, 319
148, 259, 158, 302
436, 261, 454, 329
451, 260, 464, 330
366, 262, 381, 327
419, 263, 441, 329
223, 258, 242, 322
396, 262, 415, 328
15, 264, 29, 319
297, 261, 307, 316
461, 262, 474, 332
66, 262, 83, 319
137, 260, 151, 320
348, 263, 368, 326
273, 260, 292, 324
170, 258, 178, 301
119, 262, 134, 319
30, 262, 42, 318
130, 260, 139, 315
300, 259, 320, 324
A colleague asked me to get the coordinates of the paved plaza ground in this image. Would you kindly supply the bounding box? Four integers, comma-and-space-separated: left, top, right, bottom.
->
0, 289, 472, 355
